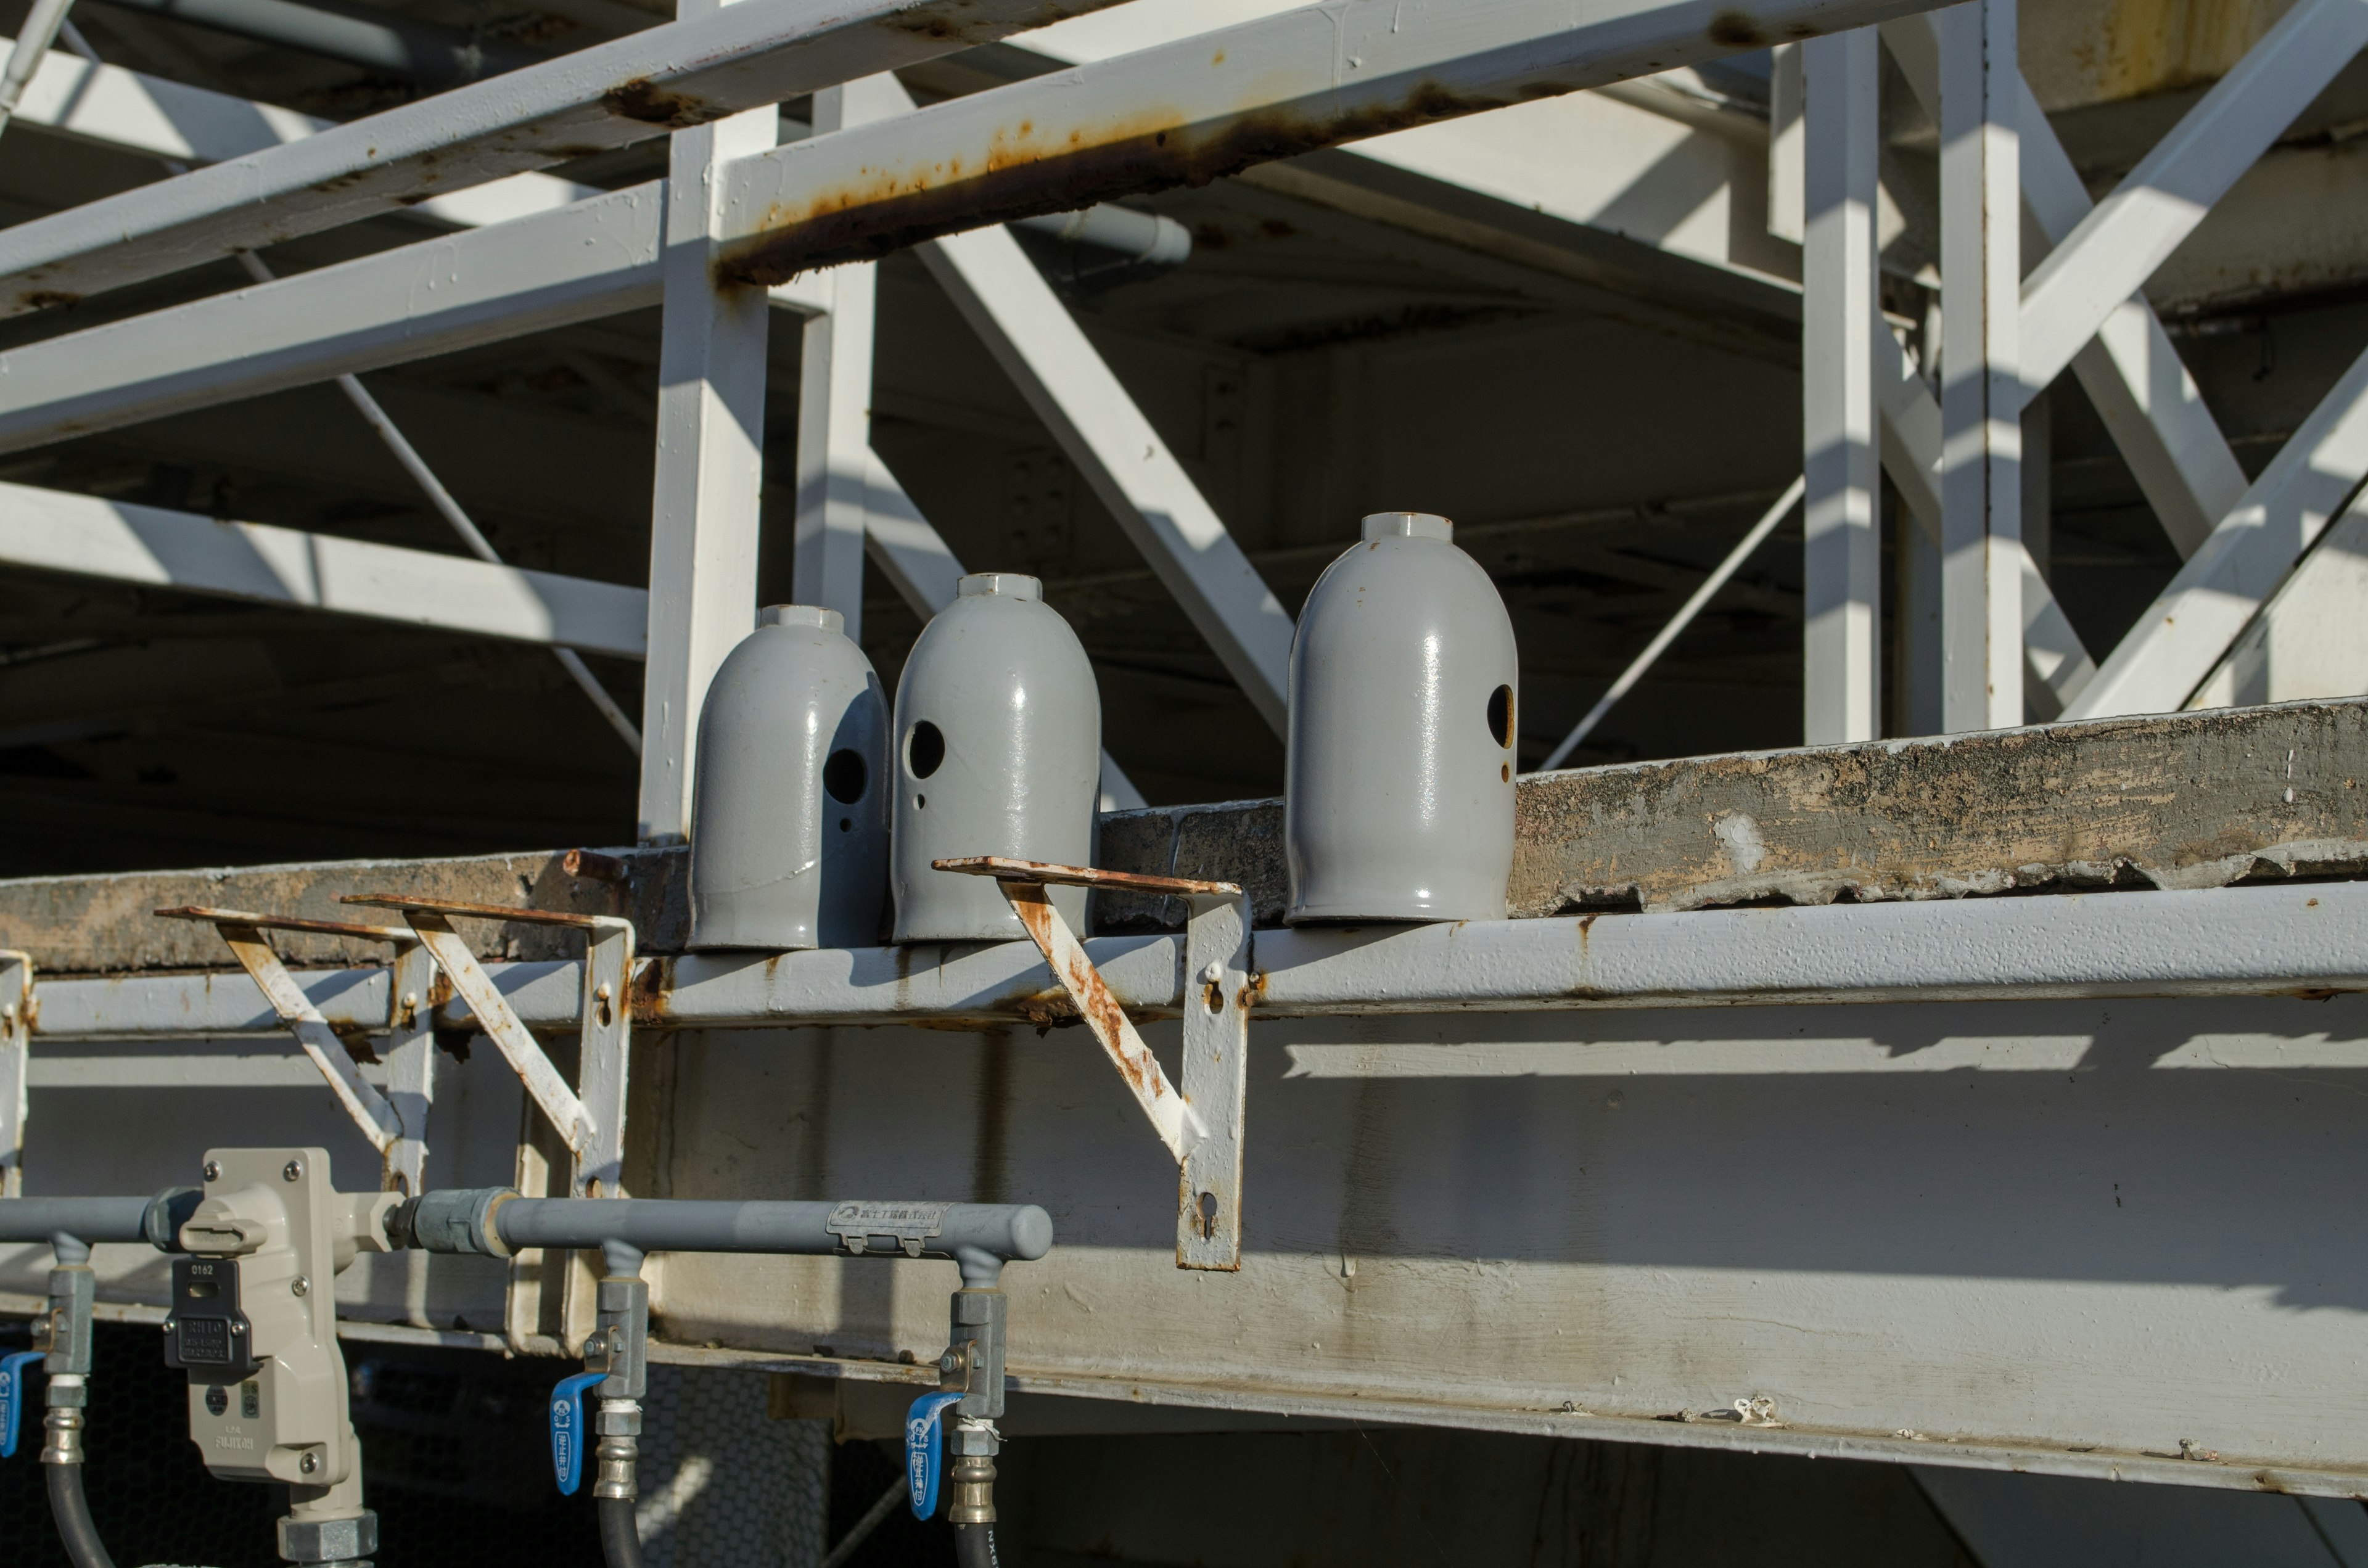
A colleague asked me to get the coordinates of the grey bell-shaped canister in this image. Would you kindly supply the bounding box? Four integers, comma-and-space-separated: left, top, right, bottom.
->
892, 573, 1101, 942
1286, 512, 1519, 923
688, 605, 890, 950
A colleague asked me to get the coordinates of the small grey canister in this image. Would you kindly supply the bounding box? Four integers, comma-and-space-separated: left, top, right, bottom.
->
688, 605, 889, 950
892, 573, 1101, 942
1285, 512, 1518, 923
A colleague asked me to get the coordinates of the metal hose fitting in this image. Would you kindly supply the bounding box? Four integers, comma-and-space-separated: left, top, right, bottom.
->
947, 1454, 996, 1527
593, 1398, 641, 1503
41, 1389, 86, 1466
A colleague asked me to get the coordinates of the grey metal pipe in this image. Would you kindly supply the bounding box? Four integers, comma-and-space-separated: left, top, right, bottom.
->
89, 0, 535, 83
398, 1190, 1052, 1286
0, 1190, 194, 1248
1011, 205, 1191, 272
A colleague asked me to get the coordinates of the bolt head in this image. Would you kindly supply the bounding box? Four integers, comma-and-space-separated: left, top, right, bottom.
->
299, 1451, 319, 1475
291, 1275, 310, 1298
1200, 961, 1223, 983
282, 1159, 303, 1182
202, 1160, 221, 1181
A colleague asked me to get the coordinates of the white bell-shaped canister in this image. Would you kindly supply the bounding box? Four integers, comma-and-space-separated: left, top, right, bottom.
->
892, 573, 1101, 942
1286, 512, 1518, 922
688, 605, 889, 950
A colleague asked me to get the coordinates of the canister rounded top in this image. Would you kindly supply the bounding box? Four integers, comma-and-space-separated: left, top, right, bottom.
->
758, 604, 845, 632
957, 572, 1043, 601
1361, 512, 1454, 543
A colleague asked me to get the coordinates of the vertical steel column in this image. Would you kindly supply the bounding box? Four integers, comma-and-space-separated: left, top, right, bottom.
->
382, 942, 437, 1200
0, 951, 27, 1199
1802, 27, 1881, 745
637, 0, 774, 845
792, 75, 903, 638
1939, 0, 2023, 732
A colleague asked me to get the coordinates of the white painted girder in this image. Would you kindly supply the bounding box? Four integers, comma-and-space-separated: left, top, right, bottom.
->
32, 881, 2367, 1040
0, 478, 648, 655
711, 0, 1941, 283
0, 182, 667, 456
919, 221, 1296, 735
2016, 0, 2368, 399
0, 0, 1135, 316
1878, 15, 2248, 561
2067, 343, 2368, 720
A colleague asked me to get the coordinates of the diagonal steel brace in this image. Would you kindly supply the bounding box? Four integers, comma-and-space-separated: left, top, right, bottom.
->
155, 907, 423, 1191
343, 894, 634, 1200
938, 856, 1253, 1271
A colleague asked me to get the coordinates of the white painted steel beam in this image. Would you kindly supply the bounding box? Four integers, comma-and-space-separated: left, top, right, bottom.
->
0, 0, 1133, 316
0, 479, 648, 656
712, 0, 1941, 284
2066, 343, 2368, 720
920, 223, 1294, 732
1878, 15, 2247, 560
28, 883, 2368, 1040
791, 75, 903, 640
7, 34, 599, 226
637, 8, 775, 850
0, 951, 27, 1199
0, 183, 665, 457
1800, 28, 1880, 745
1938, 0, 2021, 733
2015, 0, 2368, 402
1875, 325, 2094, 717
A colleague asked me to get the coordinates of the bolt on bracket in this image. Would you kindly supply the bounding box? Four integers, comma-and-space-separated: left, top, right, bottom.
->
936, 857, 1252, 1271
155, 909, 427, 1194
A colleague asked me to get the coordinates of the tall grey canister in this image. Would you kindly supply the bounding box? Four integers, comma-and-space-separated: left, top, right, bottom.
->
1286, 512, 1518, 922
892, 573, 1101, 942
688, 604, 890, 950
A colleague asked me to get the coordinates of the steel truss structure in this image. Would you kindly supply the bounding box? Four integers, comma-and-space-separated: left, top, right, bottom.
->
6, 0, 2368, 1523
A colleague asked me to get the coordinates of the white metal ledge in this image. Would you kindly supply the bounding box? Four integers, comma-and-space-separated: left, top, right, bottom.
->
26, 882, 2366, 1042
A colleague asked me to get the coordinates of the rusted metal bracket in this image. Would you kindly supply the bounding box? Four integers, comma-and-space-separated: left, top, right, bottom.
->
937, 857, 1253, 1271
0, 950, 29, 1200
340, 895, 633, 1201
155, 908, 427, 1193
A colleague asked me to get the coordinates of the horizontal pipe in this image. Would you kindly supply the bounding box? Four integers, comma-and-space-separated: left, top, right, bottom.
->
91, 0, 536, 83
398, 1190, 1053, 1286
0, 1189, 196, 1247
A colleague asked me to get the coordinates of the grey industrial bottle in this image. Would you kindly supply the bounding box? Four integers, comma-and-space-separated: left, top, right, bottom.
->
892, 573, 1101, 942
1286, 512, 1519, 922
688, 605, 889, 950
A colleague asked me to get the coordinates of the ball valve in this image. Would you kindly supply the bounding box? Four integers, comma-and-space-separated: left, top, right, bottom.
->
1286, 512, 1519, 922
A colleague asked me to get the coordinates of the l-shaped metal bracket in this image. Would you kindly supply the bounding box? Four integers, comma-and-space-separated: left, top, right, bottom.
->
937, 857, 1252, 1271
154, 908, 429, 1194
341, 895, 634, 1201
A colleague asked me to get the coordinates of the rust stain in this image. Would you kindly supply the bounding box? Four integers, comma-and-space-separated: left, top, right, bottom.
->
1706, 9, 1769, 46
627, 955, 671, 1022
1236, 971, 1267, 1011
18, 290, 80, 310
720, 81, 1511, 288
602, 78, 722, 129
332, 1021, 380, 1064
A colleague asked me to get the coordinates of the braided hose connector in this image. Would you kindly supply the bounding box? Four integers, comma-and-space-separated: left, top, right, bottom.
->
593, 1398, 641, 1503
40, 1377, 86, 1466
947, 1455, 996, 1527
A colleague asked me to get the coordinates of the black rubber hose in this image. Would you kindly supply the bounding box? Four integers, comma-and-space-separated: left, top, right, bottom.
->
955, 1521, 1000, 1568
596, 1496, 644, 1568
47, 1465, 117, 1568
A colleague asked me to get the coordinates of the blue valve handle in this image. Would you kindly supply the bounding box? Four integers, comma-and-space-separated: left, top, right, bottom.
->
0, 1350, 43, 1459
549, 1370, 609, 1496
905, 1390, 966, 1519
